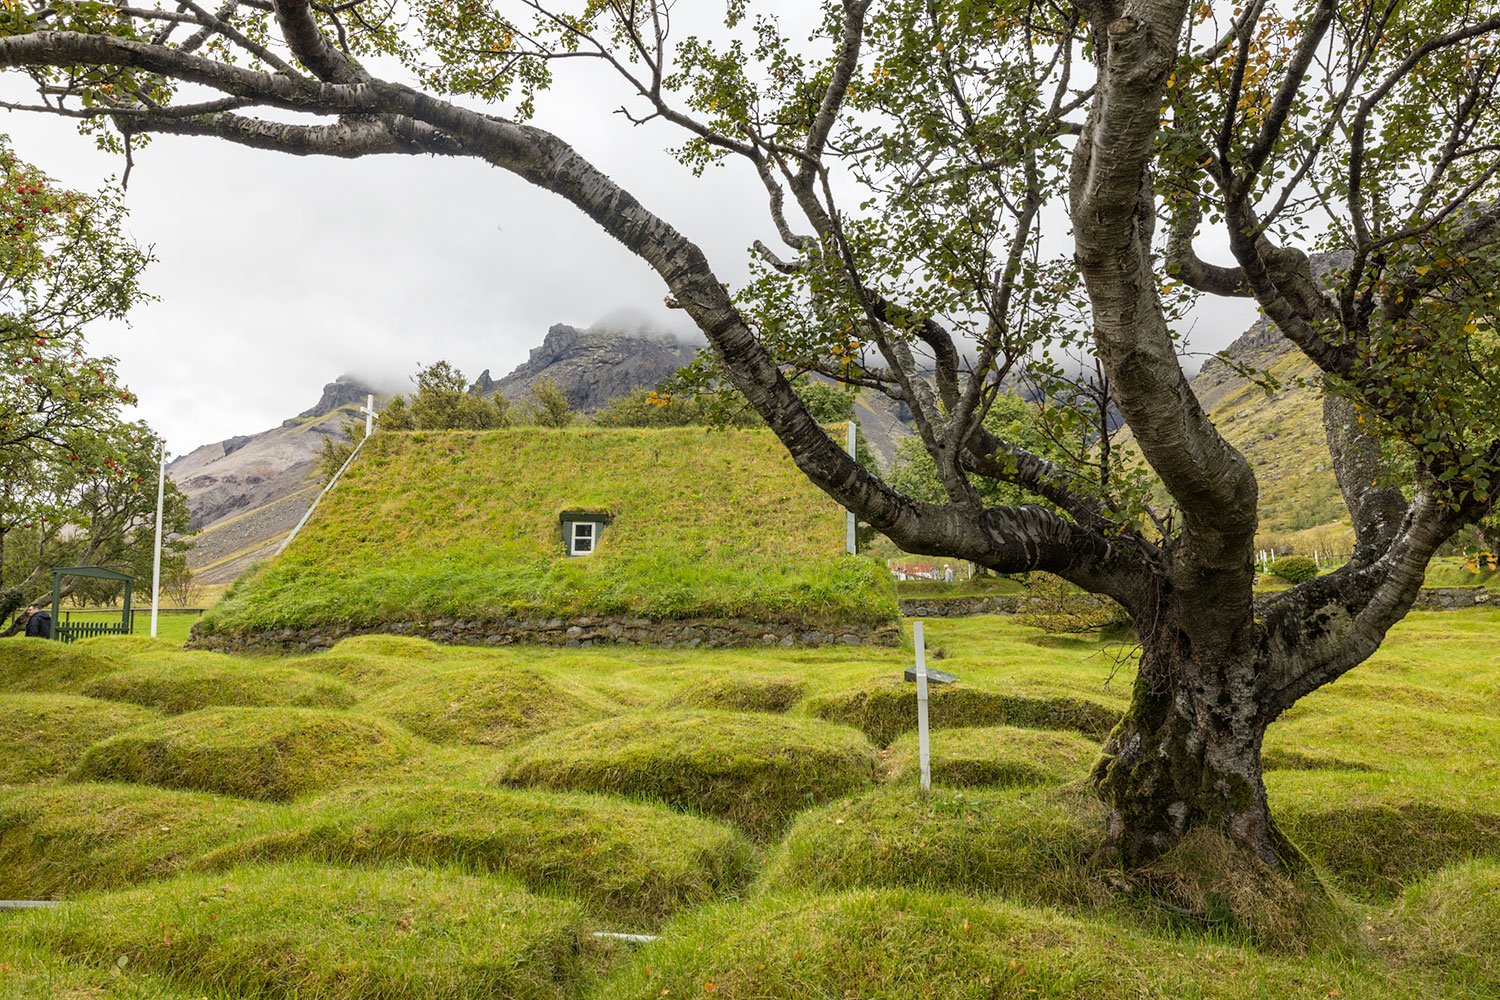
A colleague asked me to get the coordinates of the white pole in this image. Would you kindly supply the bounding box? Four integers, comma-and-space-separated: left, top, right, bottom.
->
914, 620, 931, 793
364, 393, 375, 438
150, 441, 166, 638
845, 422, 857, 555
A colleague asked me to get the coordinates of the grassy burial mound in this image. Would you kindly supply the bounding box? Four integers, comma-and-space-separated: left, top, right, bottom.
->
595, 889, 1397, 1000
82, 659, 358, 715
496, 710, 879, 837
0, 783, 265, 898
0, 694, 155, 782
883, 725, 1100, 787
807, 676, 1119, 746
0, 639, 120, 694
9, 862, 588, 1000
202, 784, 754, 924
664, 673, 808, 713
195, 428, 899, 648
360, 666, 613, 748
74, 707, 414, 801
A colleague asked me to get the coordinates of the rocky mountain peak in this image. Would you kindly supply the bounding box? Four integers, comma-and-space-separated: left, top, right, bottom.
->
483, 323, 698, 412
292, 375, 381, 424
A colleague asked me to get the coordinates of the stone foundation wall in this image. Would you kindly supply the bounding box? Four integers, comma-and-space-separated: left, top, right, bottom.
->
187, 615, 903, 655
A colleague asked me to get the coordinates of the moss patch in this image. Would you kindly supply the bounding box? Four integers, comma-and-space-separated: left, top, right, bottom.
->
0, 783, 265, 898
202, 784, 753, 925
758, 784, 1106, 907
496, 710, 877, 837
591, 889, 1398, 999
666, 674, 807, 713
81, 661, 357, 715
10, 862, 587, 1000
884, 725, 1099, 788
0, 694, 155, 782
360, 666, 610, 747
807, 677, 1119, 746
73, 707, 414, 802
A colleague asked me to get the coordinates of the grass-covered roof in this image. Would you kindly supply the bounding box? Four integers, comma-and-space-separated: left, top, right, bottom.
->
199, 427, 896, 636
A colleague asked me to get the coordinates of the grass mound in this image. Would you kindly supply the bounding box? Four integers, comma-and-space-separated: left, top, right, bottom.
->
81, 660, 357, 714
0, 783, 264, 898
1261, 748, 1376, 772
196, 428, 899, 636
884, 725, 1099, 787
12, 862, 586, 1000
0, 694, 155, 782
203, 784, 754, 924
758, 784, 1106, 907
328, 634, 446, 660
0, 640, 118, 694
497, 710, 878, 837
0, 939, 232, 999
1387, 859, 1500, 985
361, 666, 610, 747
666, 674, 807, 713
807, 677, 1119, 745
1279, 799, 1500, 899
73, 707, 414, 801
591, 889, 1394, 999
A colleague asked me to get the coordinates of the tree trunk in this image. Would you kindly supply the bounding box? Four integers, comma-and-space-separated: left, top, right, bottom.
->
1092, 625, 1290, 867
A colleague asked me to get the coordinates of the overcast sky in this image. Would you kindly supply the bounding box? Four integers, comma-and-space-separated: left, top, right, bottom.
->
1, 10, 1258, 456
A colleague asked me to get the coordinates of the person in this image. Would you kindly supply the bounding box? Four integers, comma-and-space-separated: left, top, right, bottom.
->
943, 564, 954, 584
2, 603, 52, 639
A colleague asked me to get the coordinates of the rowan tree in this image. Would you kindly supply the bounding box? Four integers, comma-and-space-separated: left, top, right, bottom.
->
3, 1, 1497, 870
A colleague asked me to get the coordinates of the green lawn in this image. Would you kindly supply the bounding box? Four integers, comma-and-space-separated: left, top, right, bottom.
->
0, 609, 1495, 997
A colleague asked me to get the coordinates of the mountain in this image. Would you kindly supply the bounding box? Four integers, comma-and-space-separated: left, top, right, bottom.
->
474, 323, 699, 412
170, 375, 384, 588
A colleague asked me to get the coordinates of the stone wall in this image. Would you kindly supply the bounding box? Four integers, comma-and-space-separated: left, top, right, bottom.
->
1412, 587, 1491, 611
899, 587, 1491, 619
187, 615, 903, 655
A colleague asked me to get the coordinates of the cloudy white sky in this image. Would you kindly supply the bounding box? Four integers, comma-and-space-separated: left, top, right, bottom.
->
2, 8, 1258, 456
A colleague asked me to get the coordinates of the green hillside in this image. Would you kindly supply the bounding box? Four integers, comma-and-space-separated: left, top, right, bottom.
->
198, 428, 896, 638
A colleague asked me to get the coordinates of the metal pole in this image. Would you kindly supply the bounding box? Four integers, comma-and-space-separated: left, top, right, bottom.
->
150, 441, 165, 638
914, 620, 931, 793
845, 422, 857, 555
365, 393, 375, 438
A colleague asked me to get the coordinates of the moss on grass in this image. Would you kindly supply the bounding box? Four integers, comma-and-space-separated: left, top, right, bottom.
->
361, 666, 611, 748
81, 660, 357, 715
883, 724, 1100, 788
202, 784, 754, 925
666, 674, 807, 713
807, 676, 1119, 746
73, 707, 414, 802
10, 862, 587, 1000
0, 694, 155, 782
0, 639, 119, 694
757, 784, 1106, 907
590, 889, 1401, 999
496, 710, 878, 837
0, 783, 265, 898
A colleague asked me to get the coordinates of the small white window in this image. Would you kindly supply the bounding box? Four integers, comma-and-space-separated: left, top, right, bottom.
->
570, 521, 596, 556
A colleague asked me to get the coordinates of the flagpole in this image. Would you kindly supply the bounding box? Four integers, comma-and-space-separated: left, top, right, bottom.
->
150, 440, 165, 638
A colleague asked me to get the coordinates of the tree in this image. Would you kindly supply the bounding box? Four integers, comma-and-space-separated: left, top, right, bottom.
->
523, 377, 575, 428
4, 1, 1497, 870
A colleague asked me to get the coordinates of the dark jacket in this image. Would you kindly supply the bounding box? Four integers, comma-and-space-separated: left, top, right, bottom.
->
23, 610, 51, 638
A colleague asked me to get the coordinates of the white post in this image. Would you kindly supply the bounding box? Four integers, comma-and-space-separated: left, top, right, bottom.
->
150, 441, 166, 638
914, 620, 931, 793
364, 393, 375, 438
845, 422, 857, 555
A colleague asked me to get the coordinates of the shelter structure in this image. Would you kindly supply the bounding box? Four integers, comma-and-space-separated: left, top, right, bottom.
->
190, 427, 899, 652
50, 566, 134, 643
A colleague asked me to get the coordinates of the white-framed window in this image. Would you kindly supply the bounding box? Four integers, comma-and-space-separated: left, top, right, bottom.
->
570, 521, 596, 556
